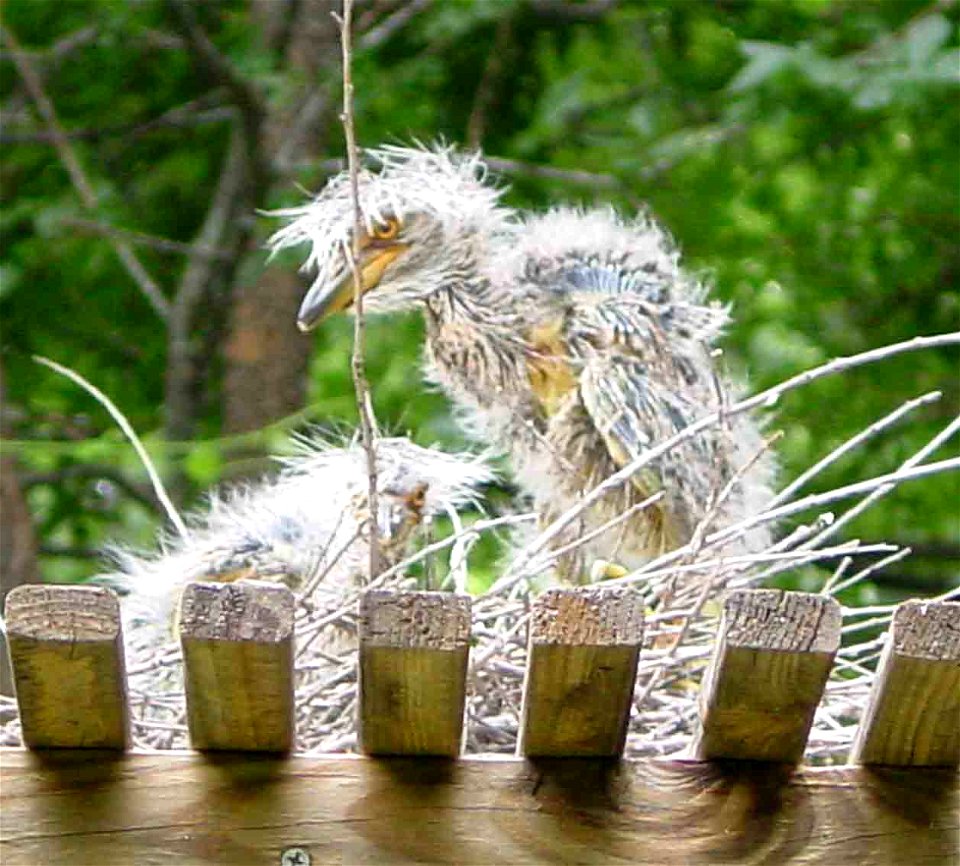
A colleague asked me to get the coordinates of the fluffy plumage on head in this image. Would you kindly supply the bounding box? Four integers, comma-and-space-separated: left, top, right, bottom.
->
276, 432, 494, 517
269, 144, 511, 328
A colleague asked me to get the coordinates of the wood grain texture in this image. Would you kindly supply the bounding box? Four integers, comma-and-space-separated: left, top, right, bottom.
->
3, 585, 128, 749
0, 750, 956, 865
358, 589, 471, 756
179, 581, 294, 752
692, 589, 840, 762
520, 586, 644, 757
852, 599, 960, 767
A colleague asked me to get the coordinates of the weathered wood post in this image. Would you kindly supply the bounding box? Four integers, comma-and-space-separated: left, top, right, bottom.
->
519, 586, 644, 757
692, 589, 840, 762
179, 581, 295, 752
358, 589, 471, 755
4, 584, 128, 749
852, 599, 960, 766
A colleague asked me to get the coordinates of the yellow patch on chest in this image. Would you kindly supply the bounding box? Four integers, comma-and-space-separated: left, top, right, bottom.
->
526, 319, 577, 416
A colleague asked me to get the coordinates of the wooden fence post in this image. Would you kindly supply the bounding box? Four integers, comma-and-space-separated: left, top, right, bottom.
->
4, 584, 128, 749
358, 589, 471, 756
852, 599, 959, 766
519, 586, 644, 757
179, 581, 295, 752
691, 589, 840, 762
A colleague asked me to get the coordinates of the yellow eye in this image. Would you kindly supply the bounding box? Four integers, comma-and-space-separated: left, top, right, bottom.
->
371, 220, 399, 240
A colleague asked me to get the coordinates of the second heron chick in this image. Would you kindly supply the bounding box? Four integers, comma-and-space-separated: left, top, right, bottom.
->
110, 434, 492, 632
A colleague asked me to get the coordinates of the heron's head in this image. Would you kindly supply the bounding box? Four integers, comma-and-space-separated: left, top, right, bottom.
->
268, 145, 509, 331
277, 434, 494, 556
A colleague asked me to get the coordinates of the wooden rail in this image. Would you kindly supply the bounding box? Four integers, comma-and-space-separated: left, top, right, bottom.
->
2, 583, 958, 865
1, 751, 956, 865
852, 599, 960, 766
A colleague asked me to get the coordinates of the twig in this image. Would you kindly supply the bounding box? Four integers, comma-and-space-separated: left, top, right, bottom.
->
633, 572, 718, 711
484, 156, 623, 191
358, 0, 432, 49
820, 556, 853, 595
801, 413, 960, 551
164, 122, 251, 442
33, 356, 188, 540
685, 431, 782, 560
276, 0, 432, 175
39, 544, 100, 560
613, 458, 957, 588
165, 0, 264, 153
58, 217, 232, 262
0, 25, 170, 321
466, 15, 513, 150
769, 390, 942, 507
524, 491, 664, 575
0, 104, 234, 146
1, 24, 98, 64
638, 541, 899, 586
338, 0, 381, 580
376, 513, 537, 586
275, 90, 332, 173
826, 548, 913, 597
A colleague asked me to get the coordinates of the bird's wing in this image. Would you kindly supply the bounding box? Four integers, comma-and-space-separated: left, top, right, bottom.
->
578, 354, 712, 544
579, 355, 695, 470
587, 296, 727, 348
547, 261, 729, 348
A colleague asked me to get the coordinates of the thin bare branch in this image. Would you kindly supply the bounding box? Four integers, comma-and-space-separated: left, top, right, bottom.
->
165, 0, 265, 151
466, 15, 513, 150
33, 356, 188, 539
339, 0, 381, 579
801, 413, 960, 551
358, 0, 432, 49
0, 25, 171, 321
769, 390, 942, 508
165, 123, 251, 441
0, 25, 98, 68
59, 217, 233, 262
484, 156, 624, 191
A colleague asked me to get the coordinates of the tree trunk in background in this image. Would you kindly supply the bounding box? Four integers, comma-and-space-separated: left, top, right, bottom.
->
0, 362, 38, 695
221, 0, 339, 437
223, 268, 311, 433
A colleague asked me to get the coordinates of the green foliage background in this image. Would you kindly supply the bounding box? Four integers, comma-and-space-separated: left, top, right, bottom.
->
1, 0, 957, 601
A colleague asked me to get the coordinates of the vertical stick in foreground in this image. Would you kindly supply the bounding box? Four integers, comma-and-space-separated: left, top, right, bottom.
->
520, 586, 644, 757
692, 589, 840, 762
179, 581, 295, 752
358, 589, 471, 756
4, 584, 128, 749
338, 0, 380, 580
852, 599, 960, 767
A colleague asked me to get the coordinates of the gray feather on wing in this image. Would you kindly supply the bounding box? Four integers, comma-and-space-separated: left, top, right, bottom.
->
579, 357, 694, 471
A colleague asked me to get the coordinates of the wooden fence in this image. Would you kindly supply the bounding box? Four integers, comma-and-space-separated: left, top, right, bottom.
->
1, 582, 957, 865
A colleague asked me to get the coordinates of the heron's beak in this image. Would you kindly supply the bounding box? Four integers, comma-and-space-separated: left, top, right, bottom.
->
296, 242, 407, 332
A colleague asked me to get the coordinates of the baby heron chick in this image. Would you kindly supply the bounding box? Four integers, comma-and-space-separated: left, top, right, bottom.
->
110, 434, 491, 632
271, 145, 775, 581
103, 435, 489, 751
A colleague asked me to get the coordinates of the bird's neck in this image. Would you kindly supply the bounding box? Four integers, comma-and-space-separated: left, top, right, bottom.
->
425, 282, 502, 331
423, 233, 520, 330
